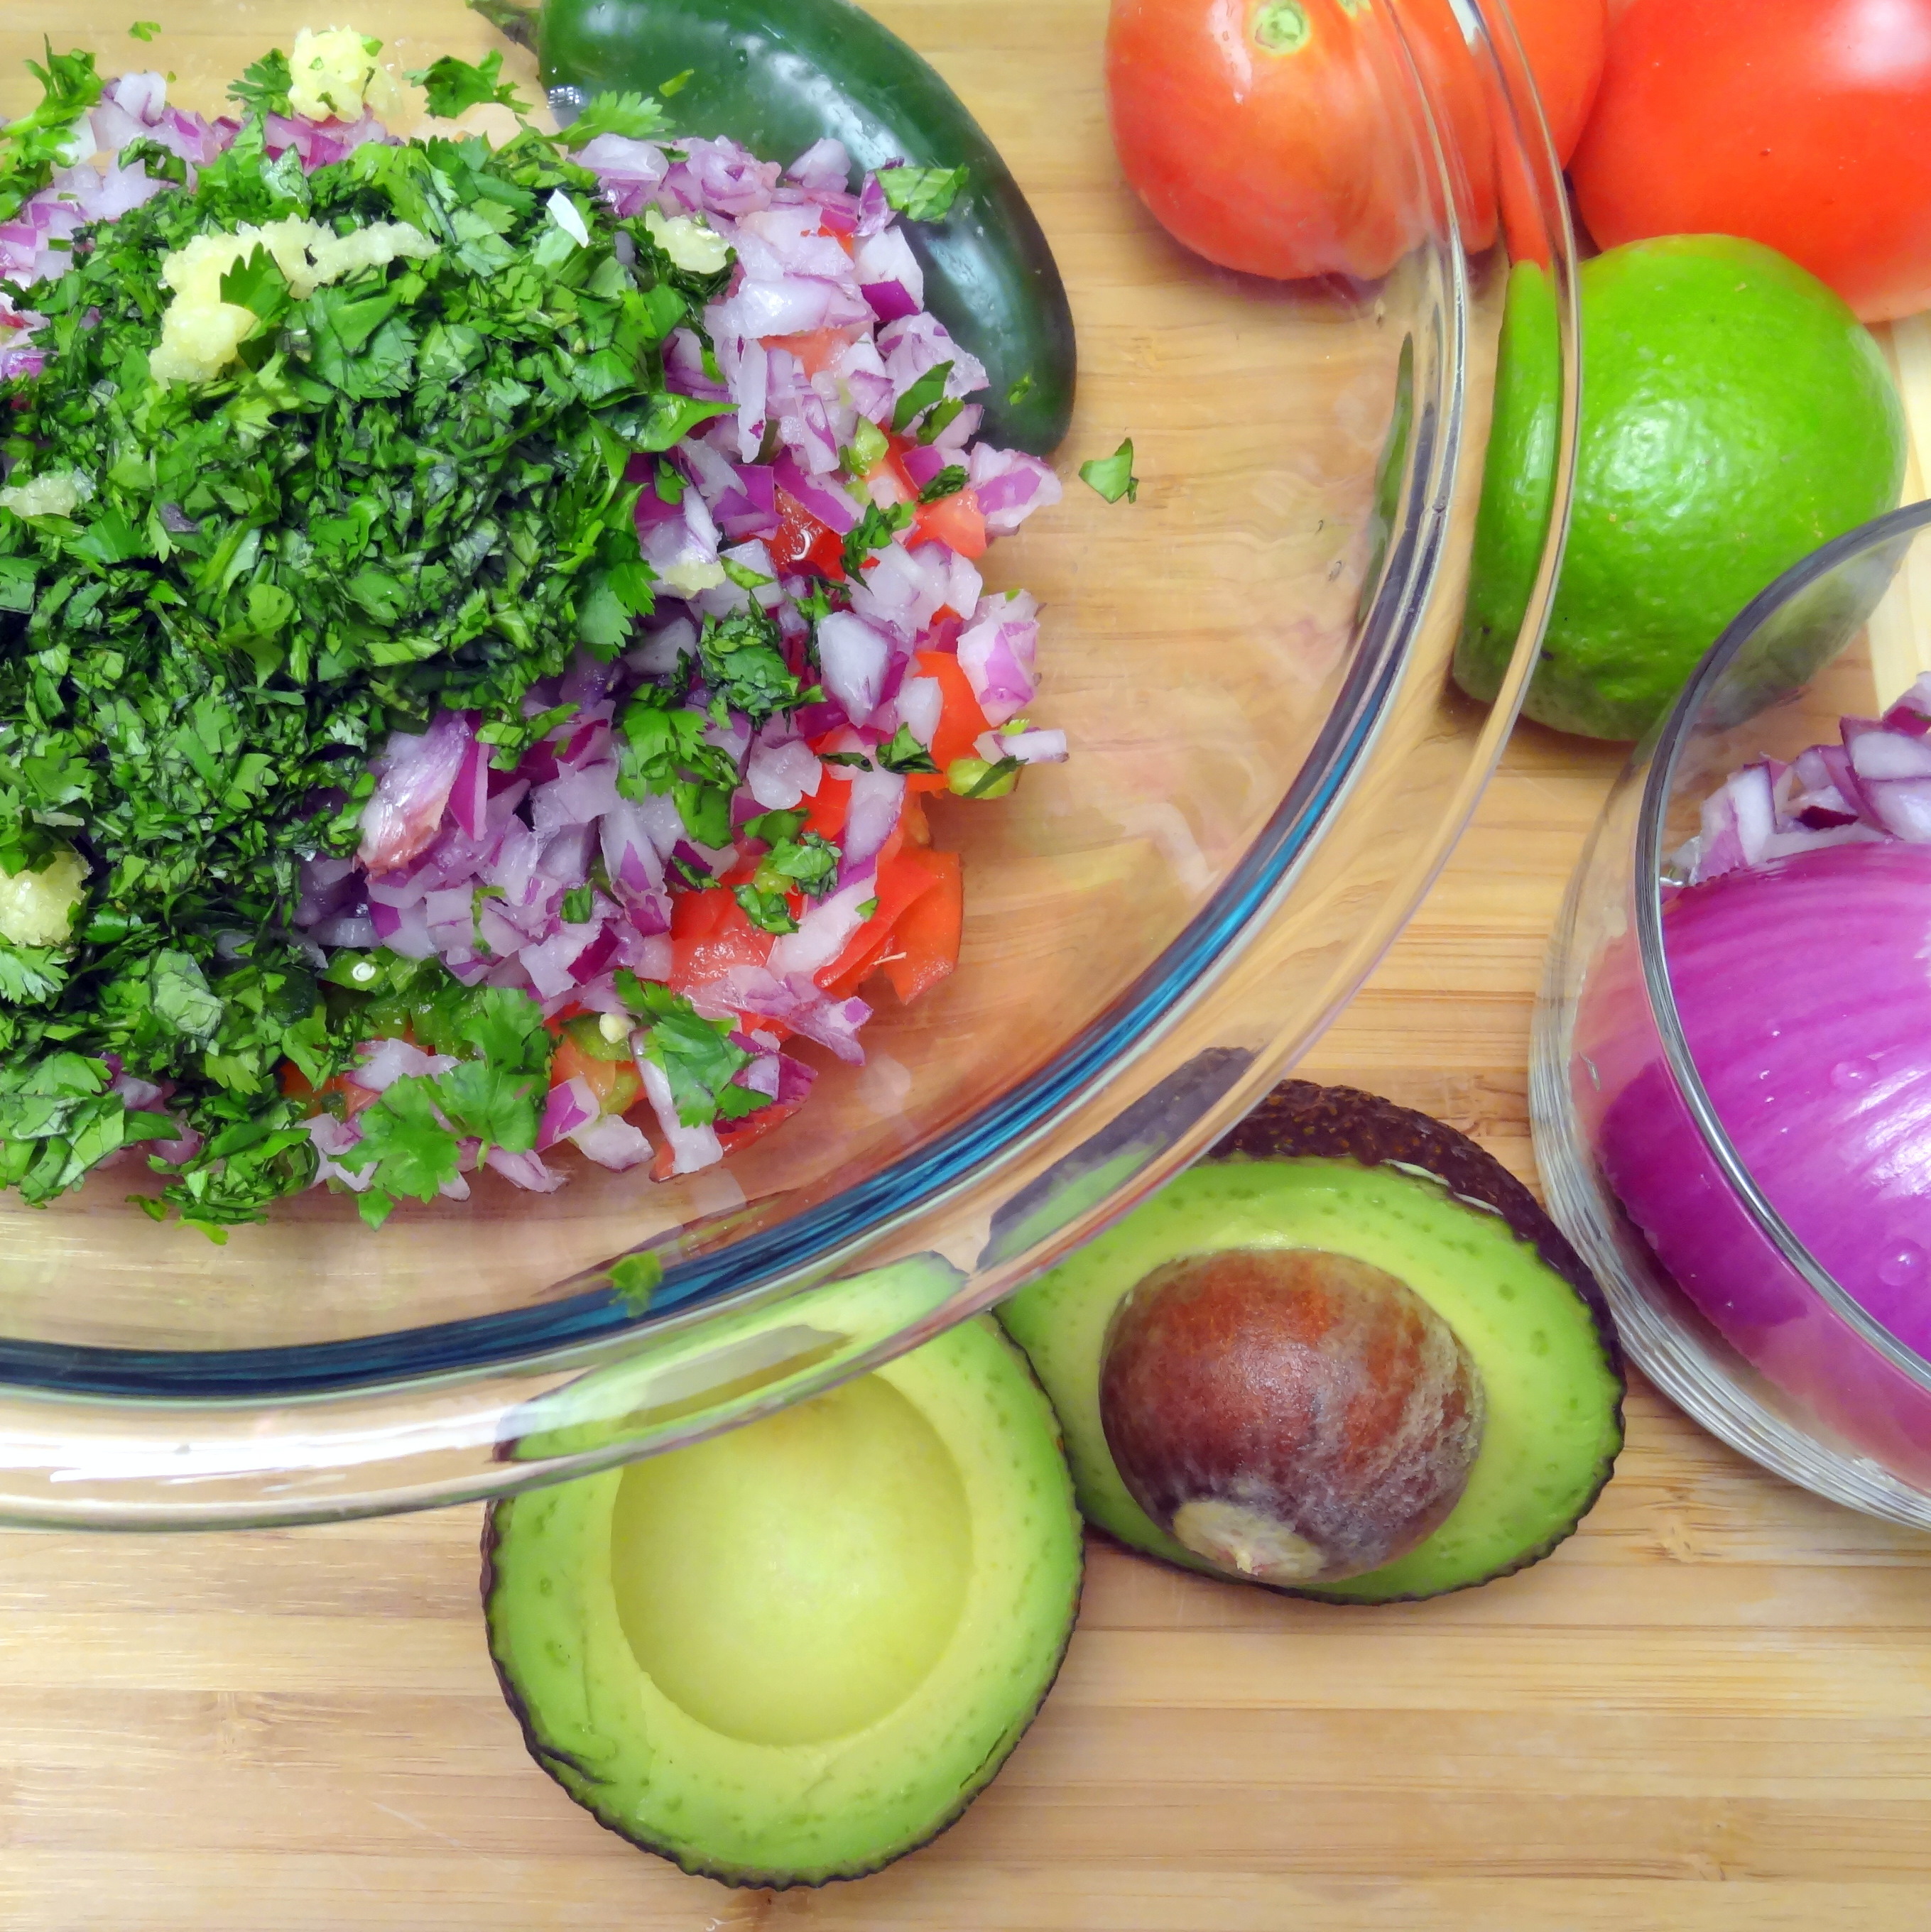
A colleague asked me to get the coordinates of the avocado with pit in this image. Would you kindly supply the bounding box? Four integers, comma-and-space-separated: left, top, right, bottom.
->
482, 1314, 1083, 1887
998, 1081, 1624, 1603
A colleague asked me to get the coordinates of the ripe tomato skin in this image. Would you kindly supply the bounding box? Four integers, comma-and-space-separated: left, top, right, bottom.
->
1489, 0, 1606, 266
1107, 0, 1496, 282
1570, 0, 1931, 322
1502, 0, 1604, 163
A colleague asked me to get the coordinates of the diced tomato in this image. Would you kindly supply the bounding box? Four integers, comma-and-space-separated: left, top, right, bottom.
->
860, 436, 919, 506
281, 1061, 381, 1117
907, 649, 993, 792
761, 327, 851, 377
911, 488, 988, 560
800, 769, 853, 844
817, 844, 944, 998
882, 848, 962, 1003
716, 1098, 806, 1158
771, 489, 847, 582
669, 889, 774, 993
550, 1033, 644, 1117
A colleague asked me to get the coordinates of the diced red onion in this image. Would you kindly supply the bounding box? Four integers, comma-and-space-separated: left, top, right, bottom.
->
359, 710, 475, 872
816, 611, 892, 721
637, 1054, 724, 1174
354, 1037, 460, 1093
568, 1111, 653, 1171
746, 732, 823, 809
538, 1076, 599, 1151
768, 877, 879, 981
486, 1146, 566, 1194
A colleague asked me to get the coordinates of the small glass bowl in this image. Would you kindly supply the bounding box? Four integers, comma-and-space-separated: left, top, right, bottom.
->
1536, 498, 1931, 1525
0, 0, 1578, 1524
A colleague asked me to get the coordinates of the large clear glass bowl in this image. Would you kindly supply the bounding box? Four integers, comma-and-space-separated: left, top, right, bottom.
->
0, 0, 1578, 1524
1537, 499, 1931, 1525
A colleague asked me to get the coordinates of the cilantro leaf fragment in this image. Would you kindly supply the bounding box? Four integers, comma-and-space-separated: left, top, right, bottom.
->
609, 1249, 663, 1311
1079, 437, 1140, 504
917, 465, 968, 504
842, 501, 914, 578
560, 91, 672, 148
561, 884, 596, 924
877, 724, 940, 775
615, 971, 767, 1128
0, 43, 104, 229
877, 164, 968, 222
228, 48, 292, 117
892, 359, 954, 435
129, 22, 162, 43
698, 608, 812, 723
409, 50, 533, 120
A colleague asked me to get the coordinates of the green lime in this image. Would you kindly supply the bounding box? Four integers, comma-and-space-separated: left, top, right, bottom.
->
1457, 236, 1907, 741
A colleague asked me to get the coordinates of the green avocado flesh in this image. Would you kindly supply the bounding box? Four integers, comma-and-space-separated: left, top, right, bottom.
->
999, 1157, 1623, 1603
484, 1316, 1082, 1887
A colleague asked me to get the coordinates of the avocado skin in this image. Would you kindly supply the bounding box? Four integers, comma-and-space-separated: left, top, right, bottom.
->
999, 1081, 1625, 1605
481, 1317, 1084, 1888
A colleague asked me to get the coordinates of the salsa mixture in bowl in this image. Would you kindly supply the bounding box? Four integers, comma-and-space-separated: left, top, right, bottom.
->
0, 29, 1065, 1236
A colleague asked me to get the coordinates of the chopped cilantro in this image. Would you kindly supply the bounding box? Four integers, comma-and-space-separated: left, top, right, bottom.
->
842, 501, 915, 578
0, 87, 736, 1225
877, 163, 968, 222
616, 971, 768, 1127
560, 91, 672, 148
892, 359, 954, 435
409, 50, 533, 121
917, 465, 968, 504
227, 48, 292, 117
129, 22, 162, 43
1007, 372, 1034, 406
917, 397, 965, 446
609, 1248, 663, 1311
560, 884, 595, 924
698, 608, 812, 721
658, 70, 694, 99
1079, 437, 1140, 504
877, 724, 940, 775
818, 748, 874, 770
0, 44, 104, 229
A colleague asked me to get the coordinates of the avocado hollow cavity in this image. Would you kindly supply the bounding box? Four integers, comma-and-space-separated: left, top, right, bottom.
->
609, 1375, 973, 1747
1000, 1081, 1623, 1604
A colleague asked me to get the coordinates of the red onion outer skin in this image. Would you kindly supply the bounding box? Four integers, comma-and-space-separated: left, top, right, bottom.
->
1579, 841, 1931, 1480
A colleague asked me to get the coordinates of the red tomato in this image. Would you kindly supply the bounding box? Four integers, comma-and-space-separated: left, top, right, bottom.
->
668, 889, 773, 992
760, 327, 852, 376
550, 1033, 643, 1118
1503, 0, 1604, 162
881, 848, 963, 1004
770, 489, 846, 580
911, 489, 989, 560
817, 846, 942, 998
905, 648, 993, 794
1489, 0, 1606, 265
1570, 0, 1931, 322
800, 769, 853, 844
1107, 0, 1496, 283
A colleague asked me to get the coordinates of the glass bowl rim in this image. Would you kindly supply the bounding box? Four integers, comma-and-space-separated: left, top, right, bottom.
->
1634, 493, 1931, 1395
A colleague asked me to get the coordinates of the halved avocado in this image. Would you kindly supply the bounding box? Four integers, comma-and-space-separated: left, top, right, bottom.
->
997, 1081, 1624, 1603
482, 1315, 1082, 1887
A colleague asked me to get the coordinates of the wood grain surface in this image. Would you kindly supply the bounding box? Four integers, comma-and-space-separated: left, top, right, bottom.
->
11, 727, 1931, 1932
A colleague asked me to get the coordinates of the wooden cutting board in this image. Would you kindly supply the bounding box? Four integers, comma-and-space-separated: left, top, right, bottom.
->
9, 726, 1931, 1932
6, 1, 1931, 1923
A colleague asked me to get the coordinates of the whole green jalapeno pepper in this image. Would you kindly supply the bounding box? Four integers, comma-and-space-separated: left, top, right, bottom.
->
472, 0, 1077, 452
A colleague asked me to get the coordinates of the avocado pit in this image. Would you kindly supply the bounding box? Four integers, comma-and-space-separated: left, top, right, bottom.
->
1097, 1246, 1485, 1585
